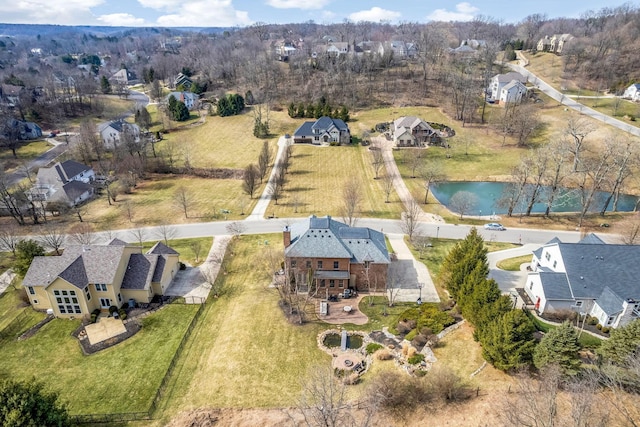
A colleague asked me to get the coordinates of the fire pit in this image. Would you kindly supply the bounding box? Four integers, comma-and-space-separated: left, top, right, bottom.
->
344, 359, 353, 367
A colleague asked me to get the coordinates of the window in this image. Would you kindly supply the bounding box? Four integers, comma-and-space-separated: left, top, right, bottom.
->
28, 286, 35, 295
100, 298, 111, 308
607, 316, 615, 325
291, 260, 297, 269
545, 252, 551, 261
329, 280, 335, 288
575, 301, 583, 307
306, 260, 311, 269
317, 261, 323, 269
333, 261, 339, 269
61, 290, 68, 296
553, 260, 557, 268
320, 279, 325, 287
338, 280, 344, 288
33, 299, 38, 304
364, 261, 370, 269
57, 304, 81, 314
95, 284, 107, 292
84, 287, 91, 301
118, 293, 122, 303
54, 290, 60, 296
529, 281, 533, 290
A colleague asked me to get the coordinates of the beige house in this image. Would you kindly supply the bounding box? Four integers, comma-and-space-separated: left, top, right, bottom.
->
392, 116, 438, 147
23, 239, 180, 318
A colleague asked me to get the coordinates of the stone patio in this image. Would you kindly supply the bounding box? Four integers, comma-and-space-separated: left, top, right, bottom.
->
84, 317, 127, 345
318, 294, 369, 325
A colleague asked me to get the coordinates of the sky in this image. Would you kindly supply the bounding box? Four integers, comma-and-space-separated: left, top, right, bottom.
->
0, 0, 626, 28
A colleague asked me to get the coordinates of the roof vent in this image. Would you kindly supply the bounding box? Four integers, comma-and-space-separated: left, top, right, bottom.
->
580, 276, 584, 280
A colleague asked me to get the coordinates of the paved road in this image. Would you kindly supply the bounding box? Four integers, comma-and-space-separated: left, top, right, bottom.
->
506, 52, 640, 137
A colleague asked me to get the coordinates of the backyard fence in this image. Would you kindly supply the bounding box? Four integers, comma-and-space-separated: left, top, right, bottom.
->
0, 308, 29, 340
72, 301, 206, 424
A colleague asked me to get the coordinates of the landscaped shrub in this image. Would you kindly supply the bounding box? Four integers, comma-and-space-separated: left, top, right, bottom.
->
588, 316, 598, 325
408, 354, 425, 365
396, 304, 455, 335
411, 334, 428, 348
90, 314, 97, 323
596, 324, 603, 330
366, 343, 383, 355
405, 329, 418, 341
544, 309, 577, 323
425, 366, 472, 402
118, 309, 127, 320
375, 350, 393, 360
108, 305, 118, 314
602, 327, 610, 334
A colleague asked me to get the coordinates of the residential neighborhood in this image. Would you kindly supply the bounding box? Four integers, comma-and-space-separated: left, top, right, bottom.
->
1, 4, 640, 426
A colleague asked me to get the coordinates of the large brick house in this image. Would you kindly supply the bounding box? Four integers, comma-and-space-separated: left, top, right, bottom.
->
283, 215, 389, 297
23, 239, 180, 318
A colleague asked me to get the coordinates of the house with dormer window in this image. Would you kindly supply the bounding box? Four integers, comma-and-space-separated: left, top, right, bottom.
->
23, 239, 180, 318
293, 116, 350, 145
283, 215, 389, 297
524, 234, 640, 329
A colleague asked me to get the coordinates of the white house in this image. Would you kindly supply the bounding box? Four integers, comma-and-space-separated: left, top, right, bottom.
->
100, 120, 141, 149
166, 91, 199, 110
488, 72, 527, 101
623, 83, 640, 101
29, 160, 95, 206
524, 234, 640, 329
392, 116, 438, 147
499, 80, 528, 105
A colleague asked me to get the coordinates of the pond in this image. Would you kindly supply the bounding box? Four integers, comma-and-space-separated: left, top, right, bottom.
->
430, 181, 639, 215
323, 333, 363, 350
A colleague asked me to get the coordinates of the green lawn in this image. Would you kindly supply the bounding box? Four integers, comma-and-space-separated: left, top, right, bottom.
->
142, 237, 213, 266
160, 234, 330, 415
496, 255, 531, 271
266, 143, 403, 219
0, 302, 199, 415
0, 286, 38, 334
357, 296, 415, 331
0, 251, 15, 272
0, 139, 52, 173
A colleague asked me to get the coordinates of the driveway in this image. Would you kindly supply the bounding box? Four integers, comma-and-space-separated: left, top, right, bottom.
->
386, 233, 439, 303
487, 243, 540, 300
165, 235, 231, 303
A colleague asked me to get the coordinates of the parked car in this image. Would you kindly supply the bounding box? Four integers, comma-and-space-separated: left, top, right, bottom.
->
484, 223, 506, 231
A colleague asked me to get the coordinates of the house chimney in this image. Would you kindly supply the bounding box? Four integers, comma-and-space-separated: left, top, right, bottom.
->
283, 225, 291, 247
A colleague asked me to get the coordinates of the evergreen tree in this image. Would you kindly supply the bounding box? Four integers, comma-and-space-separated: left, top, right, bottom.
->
481, 310, 536, 371
296, 103, 305, 118
100, 75, 111, 94
338, 105, 350, 122
0, 379, 69, 426
245, 90, 255, 105
15, 240, 45, 277
217, 96, 231, 116
459, 274, 501, 327
533, 321, 581, 376
598, 319, 640, 365
287, 102, 296, 118
439, 228, 487, 300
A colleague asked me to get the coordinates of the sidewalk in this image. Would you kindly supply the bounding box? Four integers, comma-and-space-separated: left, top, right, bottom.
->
0, 269, 17, 295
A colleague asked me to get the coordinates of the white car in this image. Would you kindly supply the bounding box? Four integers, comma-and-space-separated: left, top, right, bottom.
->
484, 223, 506, 231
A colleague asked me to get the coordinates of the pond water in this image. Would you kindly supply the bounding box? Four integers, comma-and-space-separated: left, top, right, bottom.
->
323, 333, 363, 349
430, 181, 639, 215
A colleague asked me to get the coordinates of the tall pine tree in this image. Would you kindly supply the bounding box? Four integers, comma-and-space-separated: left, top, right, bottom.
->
533, 321, 581, 375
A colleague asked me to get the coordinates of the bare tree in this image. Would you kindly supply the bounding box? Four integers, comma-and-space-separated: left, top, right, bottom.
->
573, 142, 614, 227
226, 221, 246, 237
257, 140, 272, 183
189, 239, 204, 263
340, 180, 362, 227
67, 223, 95, 245
154, 222, 177, 245
173, 186, 195, 218
565, 117, 595, 172
242, 164, 259, 198
0, 225, 21, 254
401, 199, 422, 242
449, 191, 478, 219
293, 365, 355, 427
129, 228, 147, 247
201, 261, 225, 298
380, 171, 395, 203
618, 214, 640, 245
600, 136, 638, 215
370, 141, 385, 179
419, 160, 445, 204
543, 138, 571, 217
122, 200, 134, 222
39, 225, 66, 255
407, 149, 423, 178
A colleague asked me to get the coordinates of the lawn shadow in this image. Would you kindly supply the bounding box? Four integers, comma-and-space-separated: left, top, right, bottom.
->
287, 186, 313, 192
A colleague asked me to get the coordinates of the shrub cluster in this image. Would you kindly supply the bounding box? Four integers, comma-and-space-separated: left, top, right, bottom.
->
217, 93, 244, 117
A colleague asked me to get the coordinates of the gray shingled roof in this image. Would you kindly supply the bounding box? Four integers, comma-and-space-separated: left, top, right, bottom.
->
61, 180, 92, 200
494, 72, 526, 83
108, 238, 128, 246
59, 160, 91, 180
285, 215, 389, 264
121, 254, 157, 290
58, 256, 89, 289
293, 121, 314, 138
578, 233, 605, 245
148, 242, 179, 255
152, 255, 167, 282
595, 287, 624, 315
538, 272, 573, 300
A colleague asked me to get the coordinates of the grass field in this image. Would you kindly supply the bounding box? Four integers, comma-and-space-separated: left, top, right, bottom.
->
161, 234, 328, 414
0, 286, 32, 333
266, 143, 403, 219
496, 255, 531, 271
76, 175, 257, 230
0, 302, 199, 415
141, 237, 213, 266
0, 139, 53, 174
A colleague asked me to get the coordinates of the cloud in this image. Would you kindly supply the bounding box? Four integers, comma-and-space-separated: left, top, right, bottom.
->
427, 2, 479, 22
0, 0, 104, 25
155, 1, 252, 26
348, 7, 401, 23
266, 0, 331, 10
98, 13, 147, 26
137, 0, 180, 10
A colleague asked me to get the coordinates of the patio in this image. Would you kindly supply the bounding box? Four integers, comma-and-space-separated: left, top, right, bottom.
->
317, 294, 369, 325
84, 317, 127, 345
